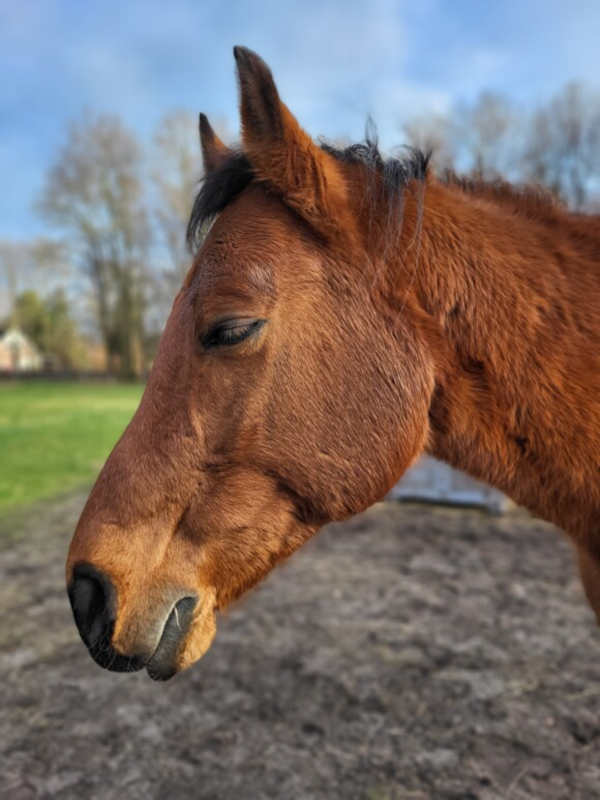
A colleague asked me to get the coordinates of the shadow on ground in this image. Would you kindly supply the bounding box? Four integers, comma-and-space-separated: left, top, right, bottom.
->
1, 493, 600, 799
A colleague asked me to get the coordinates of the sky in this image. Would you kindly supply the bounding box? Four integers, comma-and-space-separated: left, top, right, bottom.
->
1, 0, 600, 241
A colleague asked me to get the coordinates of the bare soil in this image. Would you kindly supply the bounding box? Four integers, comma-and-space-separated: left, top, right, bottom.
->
1, 492, 600, 799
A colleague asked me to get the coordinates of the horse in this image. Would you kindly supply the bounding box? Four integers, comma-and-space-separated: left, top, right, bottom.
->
66, 46, 600, 680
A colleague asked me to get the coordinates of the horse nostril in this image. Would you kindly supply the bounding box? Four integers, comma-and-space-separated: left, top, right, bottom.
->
67, 565, 194, 677
68, 564, 115, 649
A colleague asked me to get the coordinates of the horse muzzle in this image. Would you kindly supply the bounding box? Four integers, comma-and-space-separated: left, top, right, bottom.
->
67, 563, 197, 681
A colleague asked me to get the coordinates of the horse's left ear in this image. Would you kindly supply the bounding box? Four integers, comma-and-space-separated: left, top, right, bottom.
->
233, 46, 350, 238
199, 113, 232, 174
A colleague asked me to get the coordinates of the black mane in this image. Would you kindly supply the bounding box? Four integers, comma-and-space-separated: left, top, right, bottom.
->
187, 151, 253, 250
321, 136, 430, 192
186, 130, 430, 251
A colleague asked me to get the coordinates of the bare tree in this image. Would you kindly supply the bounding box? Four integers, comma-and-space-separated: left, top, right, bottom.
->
403, 82, 600, 210
39, 114, 151, 377
152, 112, 230, 301
0, 241, 28, 322
459, 91, 516, 178
403, 91, 517, 179
152, 111, 202, 292
0, 238, 67, 324
403, 112, 457, 173
522, 82, 600, 210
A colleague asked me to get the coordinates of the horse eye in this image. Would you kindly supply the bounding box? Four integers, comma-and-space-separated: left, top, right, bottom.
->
202, 319, 266, 349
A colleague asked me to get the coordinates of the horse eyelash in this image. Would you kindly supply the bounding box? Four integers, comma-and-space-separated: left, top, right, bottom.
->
202, 319, 265, 350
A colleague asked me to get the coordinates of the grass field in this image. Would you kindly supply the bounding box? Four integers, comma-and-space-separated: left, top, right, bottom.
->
0, 381, 143, 512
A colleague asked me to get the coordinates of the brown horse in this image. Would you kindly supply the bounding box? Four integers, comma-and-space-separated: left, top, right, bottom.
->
66, 47, 600, 680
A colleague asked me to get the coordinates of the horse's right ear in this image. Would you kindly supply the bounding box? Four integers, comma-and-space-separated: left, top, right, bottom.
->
199, 113, 232, 174
233, 46, 351, 240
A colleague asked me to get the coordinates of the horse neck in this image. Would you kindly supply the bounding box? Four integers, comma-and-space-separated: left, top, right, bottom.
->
396, 179, 600, 535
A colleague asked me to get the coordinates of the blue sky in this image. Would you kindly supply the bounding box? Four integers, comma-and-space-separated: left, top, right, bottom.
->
2, 0, 600, 240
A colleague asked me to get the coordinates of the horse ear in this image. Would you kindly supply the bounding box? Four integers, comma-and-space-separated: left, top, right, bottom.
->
199, 113, 232, 174
233, 46, 349, 237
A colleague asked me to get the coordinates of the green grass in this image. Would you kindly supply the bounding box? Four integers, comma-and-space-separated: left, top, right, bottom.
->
0, 381, 143, 512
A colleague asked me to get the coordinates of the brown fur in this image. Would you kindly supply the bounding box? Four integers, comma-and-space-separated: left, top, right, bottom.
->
67, 47, 600, 675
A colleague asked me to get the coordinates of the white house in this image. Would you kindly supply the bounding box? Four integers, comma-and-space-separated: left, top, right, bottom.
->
0, 327, 43, 371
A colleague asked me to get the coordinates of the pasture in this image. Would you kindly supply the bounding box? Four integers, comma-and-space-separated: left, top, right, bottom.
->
2, 490, 600, 799
0, 381, 142, 513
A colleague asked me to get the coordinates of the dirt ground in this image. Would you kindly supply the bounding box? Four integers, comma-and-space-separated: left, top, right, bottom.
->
1, 492, 600, 800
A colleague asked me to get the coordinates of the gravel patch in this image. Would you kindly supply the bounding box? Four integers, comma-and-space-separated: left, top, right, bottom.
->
1, 493, 599, 799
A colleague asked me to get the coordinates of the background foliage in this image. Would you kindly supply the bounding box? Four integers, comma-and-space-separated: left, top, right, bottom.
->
1, 84, 599, 377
